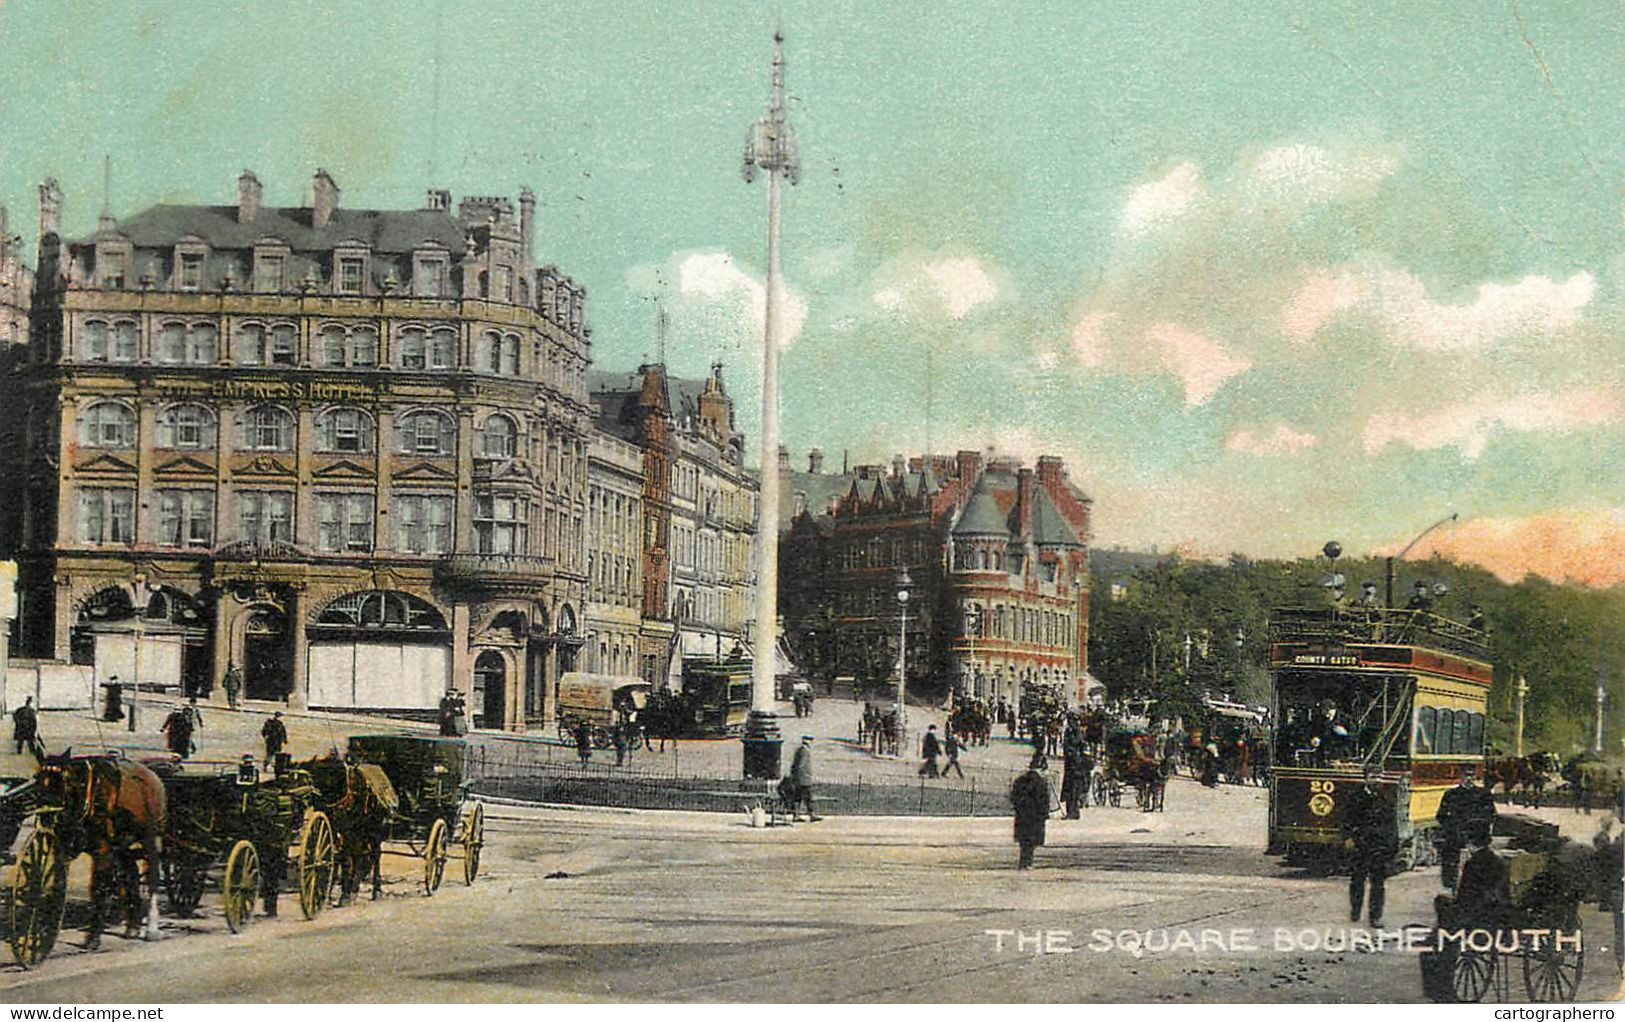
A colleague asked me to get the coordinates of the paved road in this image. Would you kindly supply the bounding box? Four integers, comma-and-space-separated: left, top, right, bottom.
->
5, 778, 1619, 1002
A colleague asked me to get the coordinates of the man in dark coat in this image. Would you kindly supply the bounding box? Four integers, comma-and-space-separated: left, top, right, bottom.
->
787, 734, 817, 821
11, 696, 38, 756
222, 661, 243, 710
1010, 753, 1052, 869
161, 707, 195, 759
919, 724, 941, 778
574, 721, 593, 765
261, 711, 288, 763
1061, 725, 1091, 819
1343, 764, 1397, 928
1436, 764, 1496, 889
942, 729, 965, 778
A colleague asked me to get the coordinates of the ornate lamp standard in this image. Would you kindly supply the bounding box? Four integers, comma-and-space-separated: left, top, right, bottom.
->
1515, 674, 1529, 758
964, 604, 982, 700
895, 568, 912, 740
740, 32, 799, 779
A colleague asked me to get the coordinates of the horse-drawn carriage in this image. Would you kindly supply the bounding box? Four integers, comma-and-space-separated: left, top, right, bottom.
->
947, 700, 991, 748
345, 735, 484, 895
1095, 728, 1167, 812
555, 673, 650, 748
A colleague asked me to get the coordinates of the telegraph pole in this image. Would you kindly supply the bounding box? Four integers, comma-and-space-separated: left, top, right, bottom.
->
740, 31, 799, 779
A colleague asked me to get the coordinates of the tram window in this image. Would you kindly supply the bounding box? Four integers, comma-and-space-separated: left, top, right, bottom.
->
1436, 708, 1455, 754
1414, 706, 1436, 753
1466, 712, 1484, 754
1453, 711, 1472, 755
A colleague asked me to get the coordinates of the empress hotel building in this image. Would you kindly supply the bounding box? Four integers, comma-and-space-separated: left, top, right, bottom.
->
9, 170, 596, 729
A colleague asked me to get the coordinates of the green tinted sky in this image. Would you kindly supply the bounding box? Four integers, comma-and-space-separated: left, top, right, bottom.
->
2, 1, 1620, 580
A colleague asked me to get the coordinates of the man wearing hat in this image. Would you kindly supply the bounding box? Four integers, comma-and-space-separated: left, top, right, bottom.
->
1010, 753, 1052, 869
786, 734, 818, 822
261, 710, 288, 764
919, 723, 942, 778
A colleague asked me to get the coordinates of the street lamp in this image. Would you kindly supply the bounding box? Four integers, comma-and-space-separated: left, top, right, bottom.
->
895, 568, 912, 737
1320, 541, 1345, 603
1515, 674, 1529, 758
1595, 678, 1607, 755
964, 603, 982, 701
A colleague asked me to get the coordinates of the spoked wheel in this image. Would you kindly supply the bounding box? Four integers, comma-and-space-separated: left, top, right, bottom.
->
297, 812, 336, 920
222, 840, 260, 934
1091, 775, 1107, 807
7, 830, 67, 970
1452, 948, 1496, 1003
1524, 927, 1583, 1001
164, 853, 208, 917
461, 803, 484, 886
1108, 783, 1122, 809
423, 818, 448, 896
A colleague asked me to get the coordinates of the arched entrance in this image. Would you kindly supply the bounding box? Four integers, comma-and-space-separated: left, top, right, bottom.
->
307, 590, 451, 712
243, 607, 289, 700
472, 651, 506, 729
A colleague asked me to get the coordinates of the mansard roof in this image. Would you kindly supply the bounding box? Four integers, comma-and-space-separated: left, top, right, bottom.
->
82, 204, 467, 255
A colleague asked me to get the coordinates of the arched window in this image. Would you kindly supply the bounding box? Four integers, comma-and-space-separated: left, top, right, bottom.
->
240, 323, 298, 366
243, 405, 294, 452
479, 330, 502, 374
481, 414, 517, 459
501, 333, 521, 375
188, 323, 218, 364
1435, 708, 1455, 754
238, 323, 267, 365
157, 404, 216, 449
398, 327, 426, 369
315, 589, 447, 631
82, 320, 109, 361
395, 410, 455, 456
349, 327, 377, 367
112, 321, 138, 361
81, 402, 136, 448
315, 407, 374, 453
430, 327, 456, 368
159, 321, 187, 363
320, 325, 346, 367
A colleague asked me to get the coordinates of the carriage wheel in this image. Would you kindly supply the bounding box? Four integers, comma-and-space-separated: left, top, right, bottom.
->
297, 812, 336, 921
1108, 783, 1122, 809
461, 803, 485, 886
1451, 948, 1495, 1003
164, 853, 208, 916
1091, 775, 1107, 806
1523, 928, 1583, 1001
222, 840, 260, 934
7, 830, 67, 970
423, 818, 448, 896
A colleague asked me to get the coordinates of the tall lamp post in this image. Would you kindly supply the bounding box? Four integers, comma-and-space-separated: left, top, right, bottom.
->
1514, 674, 1529, 758
964, 604, 982, 701
895, 569, 911, 737
1595, 676, 1607, 755
740, 31, 799, 780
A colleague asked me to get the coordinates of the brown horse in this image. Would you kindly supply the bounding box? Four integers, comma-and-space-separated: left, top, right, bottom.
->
33, 749, 166, 949
301, 754, 394, 904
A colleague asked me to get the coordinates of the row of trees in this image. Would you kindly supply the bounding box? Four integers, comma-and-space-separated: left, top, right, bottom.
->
1087, 550, 1623, 757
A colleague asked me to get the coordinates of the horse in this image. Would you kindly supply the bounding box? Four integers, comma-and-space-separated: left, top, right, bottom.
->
32, 748, 166, 949
301, 754, 395, 905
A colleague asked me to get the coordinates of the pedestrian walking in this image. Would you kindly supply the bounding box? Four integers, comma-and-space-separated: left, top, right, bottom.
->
612, 721, 628, 766
1435, 764, 1495, 889
575, 721, 593, 765
919, 724, 941, 778
261, 711, 288, 763
222, 661, 242, 710
11, 695, 39, 756
182, 696, 204, 732
162, 706, 195, 759
437, 691, 458, 737
1062, 726, 1090, 819
942, 729, 965, 778
1010, 753, 1052, 869
1343, 764, 1397, 928
787, 734, 818, 821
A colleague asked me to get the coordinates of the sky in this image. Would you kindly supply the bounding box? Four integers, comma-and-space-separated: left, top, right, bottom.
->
1, 1, 1621, 585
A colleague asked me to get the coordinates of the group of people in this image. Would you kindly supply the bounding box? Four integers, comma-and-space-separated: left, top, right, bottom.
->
916, 723, 965, 778
790, 684, 816, 718
437, 689, 469, 737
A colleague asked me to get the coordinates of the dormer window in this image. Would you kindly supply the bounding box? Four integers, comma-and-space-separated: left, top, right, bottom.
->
97, 244, 130, 289
412, 247, 449, 298
174, 239, 208, 291
333, 245, 370, 296
252, 241, 290, 293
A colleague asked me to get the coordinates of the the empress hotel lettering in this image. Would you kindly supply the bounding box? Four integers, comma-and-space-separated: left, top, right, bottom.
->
157, 378, 377, 402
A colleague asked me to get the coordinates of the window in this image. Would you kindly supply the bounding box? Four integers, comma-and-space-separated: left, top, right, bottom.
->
241, 323, 298, 366
394, 493, 453, 554
178, 253, 204, 290
158, 490, 213, 547
396, 411, 455, 456
254, 252, 286, 293
100, 249, 128, 289
243, 405, 294, 452
475, 494, 527, 554
268, 324, 296, 365
481, 414, 517, 459
188, 323, 217, 364
238, 324, 267, 365
316, 493, 374, 552
157, 404, 216, 449
320, 326, 346, 367
414, 258, 447, 298
159, 323, 186, 363
79, 488, 134, 545
430, 328, 455, 368
494, 266, 513, 303
398, 327, 426, 369
80, 402, 135, 448
337, 257, 365, 294
239, 491, 293, 545
349, 327, 377, 367
315, 408, 373, 454
479, 331, 501, 374
112, 321, 138, 362
82, 321, 109, 361
501, 334, 520, 375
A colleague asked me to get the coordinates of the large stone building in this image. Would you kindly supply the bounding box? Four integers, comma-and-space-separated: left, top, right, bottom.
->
0, 203, 38, 571
587, 362, 757, 685
779, 449, 1092, 706
583, 425, 643, 677
10, 170, 595, 729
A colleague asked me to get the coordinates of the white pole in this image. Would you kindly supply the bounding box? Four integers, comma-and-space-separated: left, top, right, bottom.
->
896, 594, 907, 729
751, 164, 782, 717
1515, 674, 1528, 758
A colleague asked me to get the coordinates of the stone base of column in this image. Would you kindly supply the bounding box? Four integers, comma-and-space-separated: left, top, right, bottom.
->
741, 709, 782, 779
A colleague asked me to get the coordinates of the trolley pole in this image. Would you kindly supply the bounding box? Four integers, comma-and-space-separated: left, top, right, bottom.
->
1514, 674, 1528, 758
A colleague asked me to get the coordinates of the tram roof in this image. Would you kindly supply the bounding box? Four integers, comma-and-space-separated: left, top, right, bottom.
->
1268, 606, 1489, 662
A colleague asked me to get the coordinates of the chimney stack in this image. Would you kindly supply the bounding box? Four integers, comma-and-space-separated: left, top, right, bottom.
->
777, 444, 790, 473
955, 449, 982, 483
1017, 467, 1035, 537
808, 448, 824, 474
37, 179, 62, 239
237, 170, 262, 224
311, 168, 339, 228
892, 453, 906, 479
518, 186, 536, 265
1037, 455, 1064, 487
425, 188, 451, 211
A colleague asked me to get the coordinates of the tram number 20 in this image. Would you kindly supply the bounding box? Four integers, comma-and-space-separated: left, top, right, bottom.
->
1307, 780, 1335, 794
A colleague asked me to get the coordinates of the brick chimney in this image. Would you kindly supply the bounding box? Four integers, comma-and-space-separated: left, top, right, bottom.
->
425, 188, 451, 211
311, 168, 339, 229
37, 178, 62, 239
1016, 467, 1035, 537
955, 449, 982, 483
807, 448, 824, 474
237, 170, 262, 224
1036, 455, 1063, 487
518, 186, 536, 266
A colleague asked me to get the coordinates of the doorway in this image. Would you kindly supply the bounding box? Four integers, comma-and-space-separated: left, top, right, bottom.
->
243, 607, 288, 700
473, 651, 506, 729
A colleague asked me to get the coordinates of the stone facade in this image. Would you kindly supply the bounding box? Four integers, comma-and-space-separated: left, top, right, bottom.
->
10, 170, 593, 729
584, 426, 643, 677
779, 449, 1092, 706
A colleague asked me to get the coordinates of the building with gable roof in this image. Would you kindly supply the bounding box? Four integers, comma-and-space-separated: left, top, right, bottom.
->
779, 448, 1092, 706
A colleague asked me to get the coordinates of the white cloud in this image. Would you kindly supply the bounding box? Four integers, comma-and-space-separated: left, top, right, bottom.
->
1148, 322, 1251, 405
870, 253, 1003, 321
629, 250, 807, 350
1283, 265, 1595, 349
1247, 144, 1399, 203
1225, 423, 1319, 456
1118, 162, 1202, 237
1362, 387, 1621, 459
1069, 311, 1115, 368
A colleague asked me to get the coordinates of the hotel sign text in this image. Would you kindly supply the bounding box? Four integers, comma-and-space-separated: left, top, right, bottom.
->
155, 378, 377, 403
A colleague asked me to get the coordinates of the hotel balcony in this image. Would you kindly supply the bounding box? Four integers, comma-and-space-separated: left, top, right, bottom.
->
434, 552, 553, 593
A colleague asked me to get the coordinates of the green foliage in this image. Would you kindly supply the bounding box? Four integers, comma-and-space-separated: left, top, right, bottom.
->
1088, 552, 1624, 757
